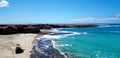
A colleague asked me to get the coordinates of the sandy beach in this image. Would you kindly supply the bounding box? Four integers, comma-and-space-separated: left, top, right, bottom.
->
0, 24, 96, 58
0, 34, 38, 58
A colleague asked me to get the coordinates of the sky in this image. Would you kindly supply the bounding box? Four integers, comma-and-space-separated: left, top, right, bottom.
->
0, 0, 120, 24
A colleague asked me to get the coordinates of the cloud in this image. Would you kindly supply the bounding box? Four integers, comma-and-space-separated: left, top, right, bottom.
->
70, 14, 120, 23
115, 14, 120, 18
0, 0, 9, 8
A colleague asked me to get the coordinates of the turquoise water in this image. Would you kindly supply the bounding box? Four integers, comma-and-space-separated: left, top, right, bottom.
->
55, 24, 120, 58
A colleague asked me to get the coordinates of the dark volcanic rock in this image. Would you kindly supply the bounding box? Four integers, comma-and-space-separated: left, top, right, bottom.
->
23, 27, 40, 33
15, 47, 24, 54
0, 24, 97, 35
0, 25, 41, 35
15, 44, 24, 54
30, 46, 65, 58
30, 39, 65, 58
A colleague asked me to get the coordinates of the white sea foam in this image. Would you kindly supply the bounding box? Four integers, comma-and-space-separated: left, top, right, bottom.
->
40, 35, 62, 39
56, 44, 72, 47
73, 32, 80, 35
51, 29, 69, 33
51, 40, 69, 58
51, 29, 70, 33
51, 40, 56, 48
53, 29, 88, 35
38, 29, 89, 58
51, 29, 59, 32
40, 29, 88, 40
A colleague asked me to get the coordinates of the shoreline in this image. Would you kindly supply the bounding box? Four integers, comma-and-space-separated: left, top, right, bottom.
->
31, 28, 81, 58
0, 31, 67, 58
30, 34, 66, 58
0, 24, 98, 58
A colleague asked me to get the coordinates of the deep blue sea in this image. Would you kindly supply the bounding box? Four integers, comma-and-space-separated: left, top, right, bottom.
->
53, 24, 120, 58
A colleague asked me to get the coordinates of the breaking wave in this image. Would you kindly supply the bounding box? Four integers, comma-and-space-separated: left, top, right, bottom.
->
37, 28, 89, 58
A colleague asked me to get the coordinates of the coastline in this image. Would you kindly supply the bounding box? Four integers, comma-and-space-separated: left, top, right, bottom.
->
0, 33, 66, 58
30, 34, 66, 58
0, 24, 98, 58
0, 34, 38, 58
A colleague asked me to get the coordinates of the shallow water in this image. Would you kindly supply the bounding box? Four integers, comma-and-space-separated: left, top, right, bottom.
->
54, 24, 120, 58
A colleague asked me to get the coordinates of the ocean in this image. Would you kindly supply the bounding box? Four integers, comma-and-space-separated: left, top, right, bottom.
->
39, 24, 120, 58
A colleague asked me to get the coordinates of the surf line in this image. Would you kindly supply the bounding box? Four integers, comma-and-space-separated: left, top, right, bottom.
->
32, 29, 82, 58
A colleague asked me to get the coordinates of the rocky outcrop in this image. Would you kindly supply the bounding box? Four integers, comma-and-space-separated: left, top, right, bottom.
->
0, 26, 40, 35
30, 38, 65, 58
0, 24, 97, 35
0, 24, 52, 35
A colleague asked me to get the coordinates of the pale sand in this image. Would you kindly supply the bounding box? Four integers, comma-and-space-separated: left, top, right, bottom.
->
0, 34, 38, 58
